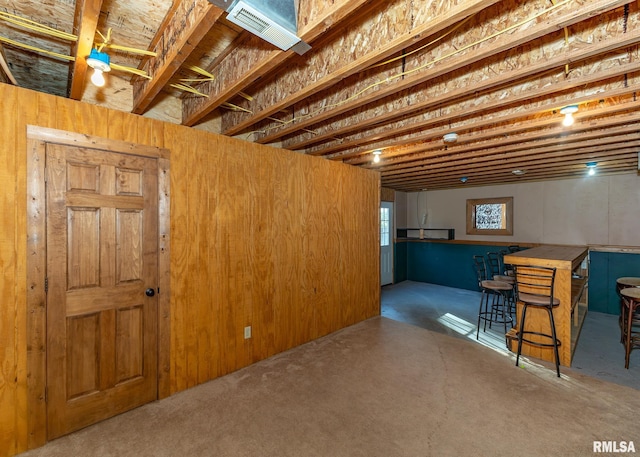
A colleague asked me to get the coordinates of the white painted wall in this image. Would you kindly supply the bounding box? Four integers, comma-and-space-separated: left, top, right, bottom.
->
395, 191, 407, 234
401, 172, 640, 246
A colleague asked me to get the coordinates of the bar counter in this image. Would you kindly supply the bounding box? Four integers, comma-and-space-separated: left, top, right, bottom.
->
504, 245, 588, 367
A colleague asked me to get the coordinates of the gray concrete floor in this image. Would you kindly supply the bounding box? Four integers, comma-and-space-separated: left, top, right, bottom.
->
381, 280, 640, 390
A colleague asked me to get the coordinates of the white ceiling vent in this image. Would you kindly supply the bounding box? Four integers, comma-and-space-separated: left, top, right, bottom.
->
209, 0, 310, 54
228, 1, 299, 50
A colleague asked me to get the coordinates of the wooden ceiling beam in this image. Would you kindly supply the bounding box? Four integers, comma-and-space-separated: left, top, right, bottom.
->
281, 27, 640, 151
181, 0, 372, 126
347, 101, 640, 166
322, 84, 640, 162
68, 0, 104, 100
388, 157, 636, 185
385, 171, 630, 192
352, 132, 637, 169
218, 0, 502, 136
307, 61, 640, 158
379, 140, 640, 179
386, 158, 637, 190
379, 111, 640, 163
389, 169, 634, 191
376, 132, 640, 176
374, 118, 640, 175
380, 145, 640, 182
250, 0, 629, 145
393, 166, 635, 191
131, 0, 223, 115
0, 43, 17, 85
381, 156, 637, 189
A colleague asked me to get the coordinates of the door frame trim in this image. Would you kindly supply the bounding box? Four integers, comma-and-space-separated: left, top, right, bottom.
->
380, 200, 394, 286
26, 125, 171, 450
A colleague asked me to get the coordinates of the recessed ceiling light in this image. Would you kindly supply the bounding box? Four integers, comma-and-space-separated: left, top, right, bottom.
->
512, 169, 526, 176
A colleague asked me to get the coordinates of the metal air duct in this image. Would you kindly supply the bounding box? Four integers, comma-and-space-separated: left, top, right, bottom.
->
209, 0, 311, 54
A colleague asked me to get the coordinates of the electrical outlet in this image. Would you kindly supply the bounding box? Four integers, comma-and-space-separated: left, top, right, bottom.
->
244, 326, 252, 339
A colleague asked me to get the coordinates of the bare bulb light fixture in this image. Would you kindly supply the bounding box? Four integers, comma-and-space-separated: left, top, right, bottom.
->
87, 48, 111, 87
443, 132, 458, 143
372, 149, 382, 163
586, 161, 597, 176
560, 105, 578, 127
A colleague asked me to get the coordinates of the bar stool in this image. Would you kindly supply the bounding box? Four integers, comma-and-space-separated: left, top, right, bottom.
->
513, 265, 561, 377
500, 249, 515, 277
619, 287, 640, 369
616, 277, 640, 344
473, 255, 513, 343
487, 251, 516, 320
487, 251, 515, 284
616, 277, 640, 292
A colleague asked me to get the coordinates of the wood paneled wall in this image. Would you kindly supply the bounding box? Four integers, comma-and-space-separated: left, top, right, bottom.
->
0, 84, 380, 457
381, 187, 395, 202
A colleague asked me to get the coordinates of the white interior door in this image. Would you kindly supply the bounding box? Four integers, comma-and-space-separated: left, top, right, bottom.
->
380, 201, 393, 286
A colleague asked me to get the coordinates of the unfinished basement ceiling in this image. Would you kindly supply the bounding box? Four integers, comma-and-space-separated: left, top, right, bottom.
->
1, 0, 639, 191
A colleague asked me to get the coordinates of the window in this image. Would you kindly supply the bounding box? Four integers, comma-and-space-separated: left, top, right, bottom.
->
466, 197, 513, 236
380, 207, 390, 247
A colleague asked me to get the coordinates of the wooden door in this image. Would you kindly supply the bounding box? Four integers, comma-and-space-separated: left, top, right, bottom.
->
46, 143, 159, 439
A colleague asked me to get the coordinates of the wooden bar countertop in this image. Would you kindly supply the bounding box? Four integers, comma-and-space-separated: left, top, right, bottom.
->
504, 244, 589, 367
504, 245, 588, 270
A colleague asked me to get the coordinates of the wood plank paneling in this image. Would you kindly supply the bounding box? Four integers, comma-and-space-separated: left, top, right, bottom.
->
182, 134, 198, 387
157, 156, 171, 399
21, 90, 43, 452
1, 84, 380, 457
0, 81, 19, 457
17, 88, 39, 449
381, 187, 395, 202
249, 146, 276, 363
189, 131, 208, 385
108, 109, 138, 144
163, 123, 188, 394
198, 130, 221, 381
271, 152, 303, 354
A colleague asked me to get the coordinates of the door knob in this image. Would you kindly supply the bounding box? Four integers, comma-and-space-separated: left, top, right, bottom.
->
145, 288, 156, 297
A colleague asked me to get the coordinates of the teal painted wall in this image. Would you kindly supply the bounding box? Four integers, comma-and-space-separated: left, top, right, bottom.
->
404, 241, 509, 291
394, 242, 407, 283
589, 251, 640, 315
394, 241, 509, 291
394, 241, 640, 316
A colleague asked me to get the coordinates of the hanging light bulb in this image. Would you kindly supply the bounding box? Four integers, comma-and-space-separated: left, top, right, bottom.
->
90, 68, 106, 87
560, 105, 578, 127
586, 162, 597, 176
372, 150, 382, 163
86, 48, 111, 88
562, 112, 574, 127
